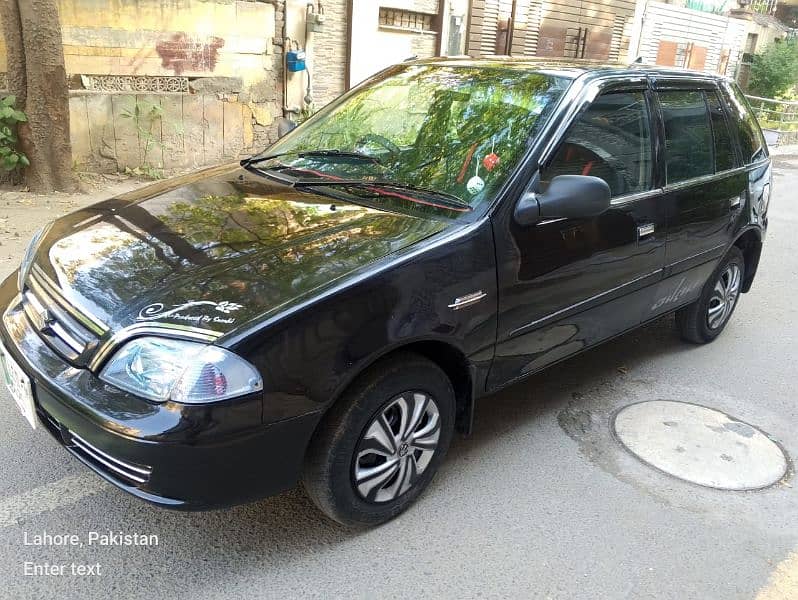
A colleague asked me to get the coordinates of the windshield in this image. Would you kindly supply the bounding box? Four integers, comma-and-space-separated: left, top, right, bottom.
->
250, 63, 571, 219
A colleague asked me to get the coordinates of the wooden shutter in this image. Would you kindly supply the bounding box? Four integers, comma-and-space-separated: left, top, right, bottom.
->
688, 45, 707, 71
656, 41, 678, 66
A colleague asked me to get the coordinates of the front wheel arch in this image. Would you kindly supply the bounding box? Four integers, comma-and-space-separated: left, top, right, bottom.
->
319, 340, 474, 445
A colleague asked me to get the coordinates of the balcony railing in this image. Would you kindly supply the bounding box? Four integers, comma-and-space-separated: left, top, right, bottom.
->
746, 95, 798, 147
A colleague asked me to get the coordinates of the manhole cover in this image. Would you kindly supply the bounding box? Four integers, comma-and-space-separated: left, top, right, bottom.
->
613, 401, 788, 490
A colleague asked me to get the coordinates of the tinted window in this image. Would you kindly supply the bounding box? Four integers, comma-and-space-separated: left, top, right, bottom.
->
722, 82, 767, 164
658, 90, 713, 183
707, 91, 738, 172
543, 91, 652, 197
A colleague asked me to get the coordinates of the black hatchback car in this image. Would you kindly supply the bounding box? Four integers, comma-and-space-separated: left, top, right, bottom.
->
0, 59, 770, 526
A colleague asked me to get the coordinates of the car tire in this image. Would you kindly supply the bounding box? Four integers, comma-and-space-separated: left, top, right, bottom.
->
302, 352, 455, 527
676, 246, 745, 344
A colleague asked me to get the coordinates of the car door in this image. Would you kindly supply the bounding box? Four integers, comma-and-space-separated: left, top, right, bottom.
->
647, 82, 748, 319
488, 83, 667, 390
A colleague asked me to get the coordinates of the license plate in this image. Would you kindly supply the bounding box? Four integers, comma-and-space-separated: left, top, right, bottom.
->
0, 342, 36, 429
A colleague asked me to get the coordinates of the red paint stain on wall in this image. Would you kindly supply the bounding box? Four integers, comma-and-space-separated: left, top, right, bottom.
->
156, 33, 225, 75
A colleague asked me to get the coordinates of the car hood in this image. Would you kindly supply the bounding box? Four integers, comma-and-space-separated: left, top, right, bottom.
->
29, 164, 450, 337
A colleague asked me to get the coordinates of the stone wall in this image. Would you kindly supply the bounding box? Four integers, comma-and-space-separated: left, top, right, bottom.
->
307, 0, 349, 106
0, 0, 284, 173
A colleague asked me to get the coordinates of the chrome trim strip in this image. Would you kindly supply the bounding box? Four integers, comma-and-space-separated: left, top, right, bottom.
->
448, 291, 487, 310
22, 292, 50, 333
24, 289, 46, 315
71, 433, 151, 476
29, 265, 108, 335
509, 268, 662, 339
663, 167, 747, 192
49, 322, 85, 354
89, 322, 222, 371
2, 293, 22, 323
71, 436, 149, 484
610, 188, 664, 206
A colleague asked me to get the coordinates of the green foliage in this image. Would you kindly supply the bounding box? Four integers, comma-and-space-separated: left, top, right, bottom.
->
748, 39, 798, 99
120, 100, 165, 179
0, 96, 30, 172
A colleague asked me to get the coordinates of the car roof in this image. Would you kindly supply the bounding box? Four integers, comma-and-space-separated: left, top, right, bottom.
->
408, 56, 732, 83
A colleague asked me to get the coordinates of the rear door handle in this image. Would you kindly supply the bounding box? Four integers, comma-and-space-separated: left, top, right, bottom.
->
637, 223, 655, 239
730, 194, 742, 209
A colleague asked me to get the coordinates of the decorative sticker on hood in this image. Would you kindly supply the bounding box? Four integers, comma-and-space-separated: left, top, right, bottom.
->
137, 301, 244, 325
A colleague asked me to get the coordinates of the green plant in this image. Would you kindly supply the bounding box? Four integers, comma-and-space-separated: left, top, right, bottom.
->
748, 39, 798, 99
120, 99, 164, 179
0, 95, 30, 172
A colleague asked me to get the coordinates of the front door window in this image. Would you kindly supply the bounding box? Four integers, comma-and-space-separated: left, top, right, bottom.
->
542, 91, 653, 197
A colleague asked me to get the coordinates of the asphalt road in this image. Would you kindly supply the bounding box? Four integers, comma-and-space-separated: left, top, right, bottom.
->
1, 159, 797, 599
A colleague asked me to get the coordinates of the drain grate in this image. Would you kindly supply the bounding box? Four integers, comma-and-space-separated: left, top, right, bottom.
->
613, 400, 788, 490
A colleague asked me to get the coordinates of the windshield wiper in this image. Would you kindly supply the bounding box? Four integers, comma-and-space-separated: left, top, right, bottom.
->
242, 149, 382, 166
295, 179, 473, 212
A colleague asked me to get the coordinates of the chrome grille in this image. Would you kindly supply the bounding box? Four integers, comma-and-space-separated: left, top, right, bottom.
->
69, 432, 152, 485
21, 266, 105, 363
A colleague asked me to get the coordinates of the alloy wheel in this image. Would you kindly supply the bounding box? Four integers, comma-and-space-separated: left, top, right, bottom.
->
707, 263, 741, 330
353, 392, 441, 503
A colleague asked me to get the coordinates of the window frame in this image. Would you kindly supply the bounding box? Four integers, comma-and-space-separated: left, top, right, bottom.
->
539, 84, 657, 203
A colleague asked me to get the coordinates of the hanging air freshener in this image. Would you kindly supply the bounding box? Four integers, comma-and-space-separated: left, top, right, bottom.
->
467, 161, 485, 195
482, 138, 500, 172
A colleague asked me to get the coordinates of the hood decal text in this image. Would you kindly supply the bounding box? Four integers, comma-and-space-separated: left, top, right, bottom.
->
137, 301, 244, 325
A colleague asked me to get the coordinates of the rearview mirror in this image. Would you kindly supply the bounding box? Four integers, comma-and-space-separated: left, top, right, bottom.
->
514, 175, 611, 226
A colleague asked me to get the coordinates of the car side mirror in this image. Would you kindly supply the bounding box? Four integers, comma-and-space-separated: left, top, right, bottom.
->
514, 175, 611, 226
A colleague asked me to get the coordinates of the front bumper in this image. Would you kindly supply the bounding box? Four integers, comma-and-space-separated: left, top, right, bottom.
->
0, 273, 321, 509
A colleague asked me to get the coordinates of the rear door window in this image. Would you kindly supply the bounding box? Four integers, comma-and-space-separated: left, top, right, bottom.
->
706, 90, 739, 172
657, 90, 713, 184
542, 91, 653, 197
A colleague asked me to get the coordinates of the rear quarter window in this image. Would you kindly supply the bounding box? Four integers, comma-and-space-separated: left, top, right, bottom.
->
721, 82, 768, 164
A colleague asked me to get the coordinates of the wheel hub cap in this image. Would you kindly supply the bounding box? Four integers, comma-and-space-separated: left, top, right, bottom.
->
707, 263, 741, 330
353, 392, 441, 503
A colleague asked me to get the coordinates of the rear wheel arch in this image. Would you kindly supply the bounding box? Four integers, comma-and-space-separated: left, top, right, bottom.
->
733, 229, 762, 293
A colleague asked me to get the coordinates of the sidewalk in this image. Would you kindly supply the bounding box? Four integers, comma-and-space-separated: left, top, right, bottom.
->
770, 143, 798, 157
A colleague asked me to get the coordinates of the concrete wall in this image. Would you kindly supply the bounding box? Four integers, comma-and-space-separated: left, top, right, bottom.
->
285, 0, 441, 111
637, 1, 748, 75
349, 0, 440, 87
1, 0, 284, 173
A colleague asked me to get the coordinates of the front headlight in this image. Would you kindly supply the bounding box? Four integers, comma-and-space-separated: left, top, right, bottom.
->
99, 337, 263, 404
18, 224, 50, 291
